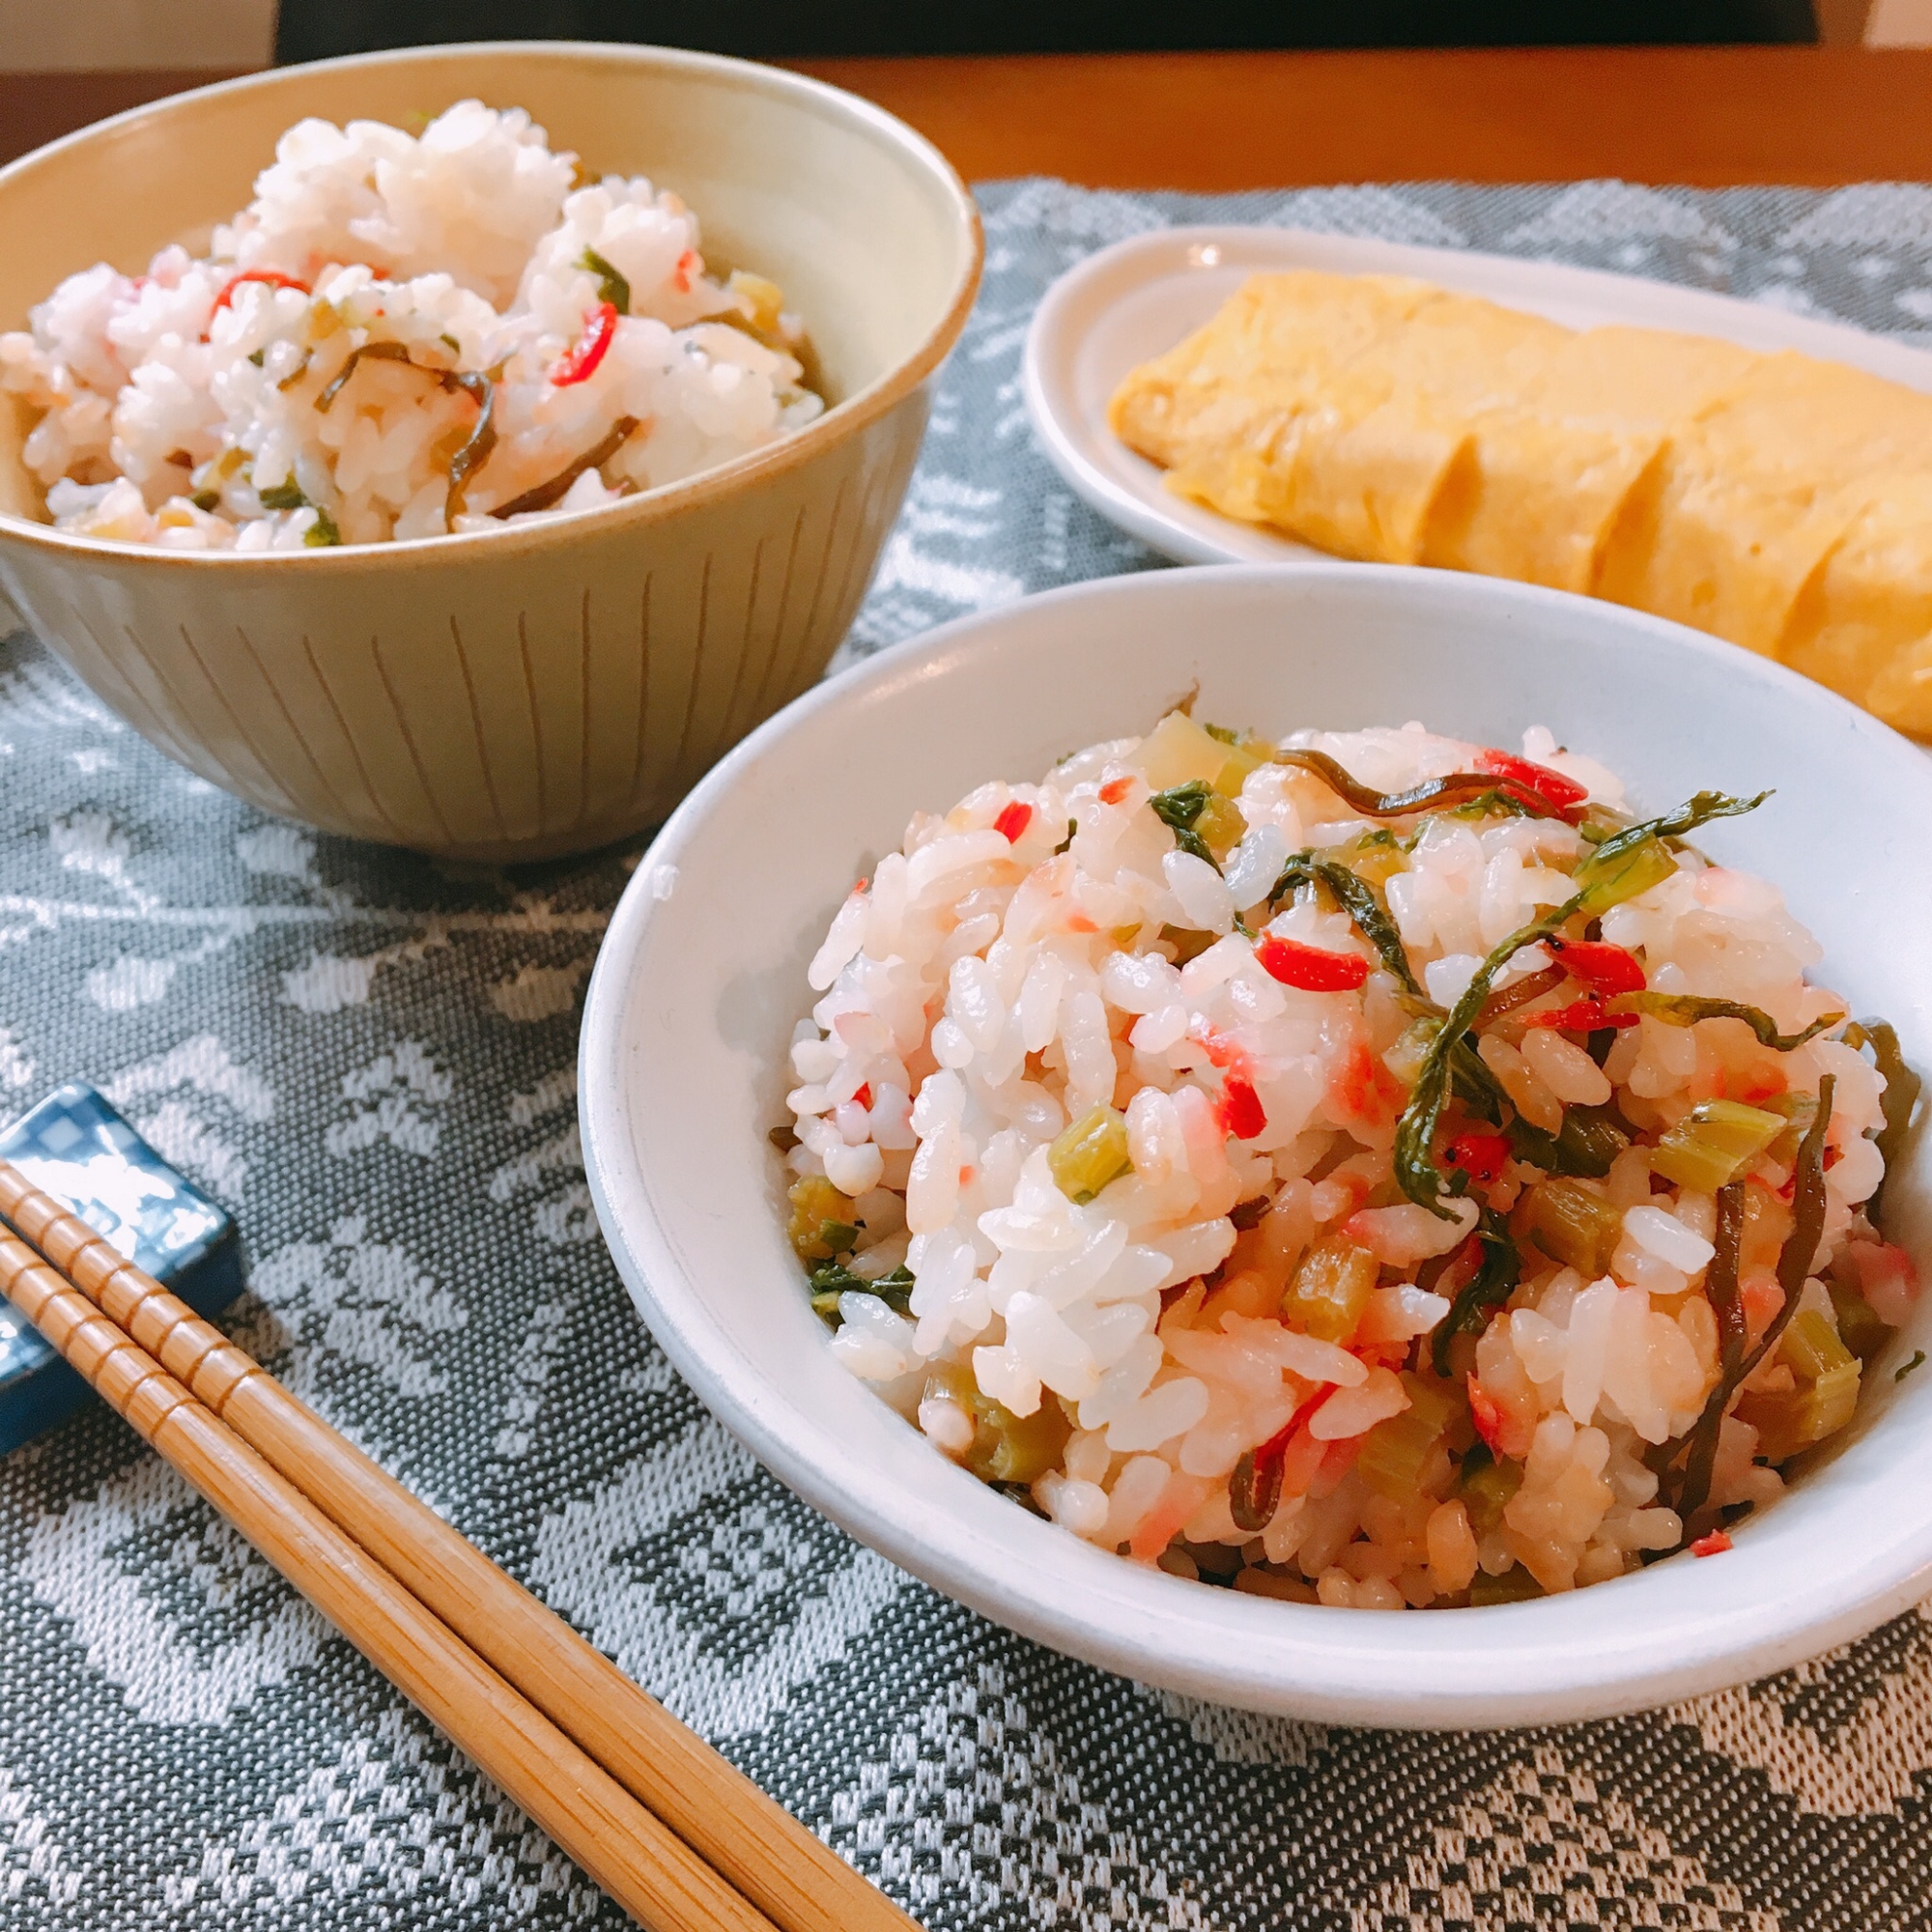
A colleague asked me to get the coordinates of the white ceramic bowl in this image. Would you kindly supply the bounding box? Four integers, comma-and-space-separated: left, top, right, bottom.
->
579, 563, 1932, 1727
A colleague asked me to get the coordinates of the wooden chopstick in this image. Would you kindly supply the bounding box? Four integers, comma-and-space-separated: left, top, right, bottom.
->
0, 1229, 775, 1932
0, 1160, 917, 1932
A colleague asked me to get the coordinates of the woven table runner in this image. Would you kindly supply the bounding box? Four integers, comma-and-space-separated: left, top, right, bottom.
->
1, 178, 1928, 1931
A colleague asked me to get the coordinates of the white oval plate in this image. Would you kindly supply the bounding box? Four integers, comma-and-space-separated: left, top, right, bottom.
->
1022, 224, 1932, 566
579, 563, 1932, 1729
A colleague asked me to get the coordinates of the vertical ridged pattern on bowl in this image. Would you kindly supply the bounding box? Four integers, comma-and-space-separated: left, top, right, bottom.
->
1, 391, 924, 859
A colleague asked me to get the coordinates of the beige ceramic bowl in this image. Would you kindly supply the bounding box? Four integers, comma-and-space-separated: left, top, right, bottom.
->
0, 43, 981, 859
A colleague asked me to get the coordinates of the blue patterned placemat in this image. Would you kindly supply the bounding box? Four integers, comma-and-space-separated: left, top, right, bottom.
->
1, 178, 1929, 1931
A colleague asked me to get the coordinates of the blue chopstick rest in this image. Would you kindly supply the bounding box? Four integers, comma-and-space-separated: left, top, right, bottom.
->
0, 1082, 242, 1454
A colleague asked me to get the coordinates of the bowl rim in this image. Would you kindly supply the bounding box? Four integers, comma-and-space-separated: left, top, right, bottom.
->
0, 40, 983, 569
579, 560, 1932, 1729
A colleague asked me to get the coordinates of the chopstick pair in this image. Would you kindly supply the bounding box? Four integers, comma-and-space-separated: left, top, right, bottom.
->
0, 1158, 918, 1932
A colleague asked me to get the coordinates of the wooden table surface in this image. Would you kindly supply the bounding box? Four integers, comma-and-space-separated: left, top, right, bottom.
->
1, 46, 1928, 187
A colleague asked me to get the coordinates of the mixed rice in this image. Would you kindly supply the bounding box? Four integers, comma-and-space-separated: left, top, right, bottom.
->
1, 100, 821, 549
779, 709, 1922, 1607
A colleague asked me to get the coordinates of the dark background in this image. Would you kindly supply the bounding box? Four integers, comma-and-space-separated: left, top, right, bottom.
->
277, 2, 1820, 64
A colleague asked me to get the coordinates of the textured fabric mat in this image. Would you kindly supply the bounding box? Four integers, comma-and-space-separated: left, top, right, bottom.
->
2, 177, 1930, 1931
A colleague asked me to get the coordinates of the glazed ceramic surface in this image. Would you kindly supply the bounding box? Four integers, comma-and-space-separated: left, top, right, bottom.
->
1023, 224, 1932, 568
579, 563, 1932, 1728
0, 43, 981, 859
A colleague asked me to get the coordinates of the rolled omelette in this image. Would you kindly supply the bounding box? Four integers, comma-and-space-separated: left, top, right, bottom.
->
1109, 270, 1932, 736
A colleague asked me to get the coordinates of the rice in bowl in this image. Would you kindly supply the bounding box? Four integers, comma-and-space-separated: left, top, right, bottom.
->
778, 707, 1921, 1608
0, 100, 823, 550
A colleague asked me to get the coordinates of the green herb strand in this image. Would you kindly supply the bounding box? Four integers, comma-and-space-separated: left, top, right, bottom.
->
579, 246, 632, 314
442, 370, 497, 521
1848, 1019, 1921, 1234
1266, 854, 1427, 1000
1621, 992, 1843, 1053
1668, 1180, 1747, 1529
1391, 789, 1770, 1219
1671, 1076, 1833, 1537
314, 338, 414, 412
489, 416, 639, 520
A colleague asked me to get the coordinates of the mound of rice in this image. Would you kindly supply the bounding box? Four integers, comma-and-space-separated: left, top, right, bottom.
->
779, 709, 1922, 1608
0, 100, 823, 549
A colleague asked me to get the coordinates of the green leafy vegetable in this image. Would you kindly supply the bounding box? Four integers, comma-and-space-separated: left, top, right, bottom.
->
256, 479, 308, 511
1148, 781, 1215, 865
302, 508, 342, 547
1267, 853, 1427, 999
579, 245, 632, 314
1570, 789, 1768, 914
1847, 1019, 1921, 1233
1444, 786, 1546, 822
1898, 1350, 1927, 1383
1431, 1212, 1520, 1376
1393, 789, 1770, 1218
246, 348, 266, 367
1623, 991, 1843, 1053
190, 490, 220, 512
1053, 818, 1076, 855
1395, 904, 1574, 1218
807, 1260, 913, 1320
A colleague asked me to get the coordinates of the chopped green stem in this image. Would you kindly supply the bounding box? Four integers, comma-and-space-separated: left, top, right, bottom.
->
1670, 1079, 1833, 1536
1506, 1103, 1631, 1179
489, 416, 640, 519
1623, 992, 1843, 1053
1431, 1212, 1520, 1376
